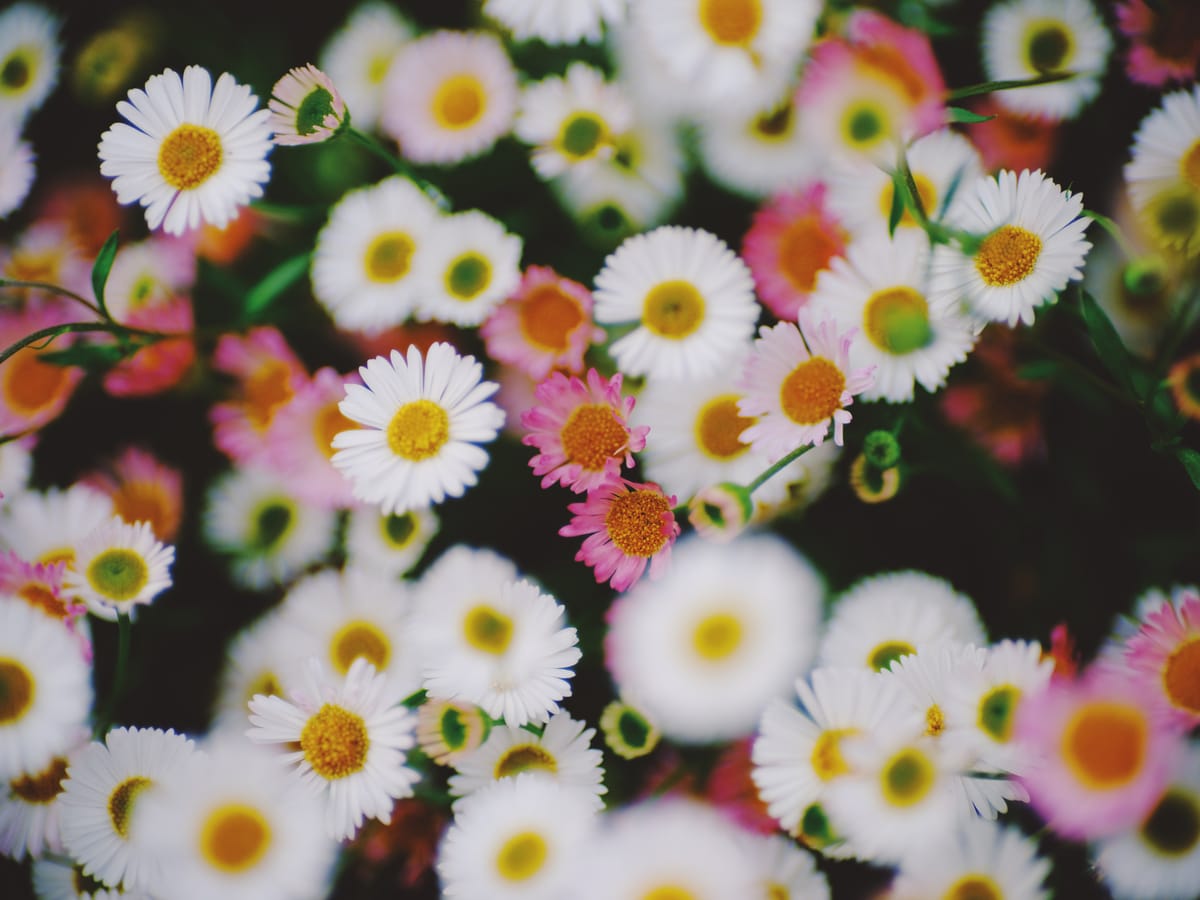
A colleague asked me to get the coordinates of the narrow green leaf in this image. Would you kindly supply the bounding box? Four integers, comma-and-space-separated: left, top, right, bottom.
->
39, 341, 135, 372
946, 106, 996, 124
243, 253, 312, 320
1175, 448, 1200, 490
90, 230, 120, 319
1079, 289, 1134, 396
888, 169, 905, 237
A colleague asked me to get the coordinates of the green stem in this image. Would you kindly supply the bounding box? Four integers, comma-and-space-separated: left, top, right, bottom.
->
946, 70, 1075, 102
95, 612, 132, 737
747, 443, 817, 495
894, 154, 984, 252
0, 321, 169, 367
343, 128, 450, 210
0, 278, 102, 317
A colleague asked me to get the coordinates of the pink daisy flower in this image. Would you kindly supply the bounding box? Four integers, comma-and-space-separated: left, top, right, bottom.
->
209, 326, 309, 464
0, 221, 91, 310
559, 479, 680, 593
101, 295, 195, 398
1122, 587, 1200, 731
0, 551, 90, 661
742, 183, 848, 322
80, 446, 184, 543
521, 368, 648, 493
0, 303, 84, 437
738, 317, 875, 460
1014, 668, 1181, 840
964, 97, 1061, 175
480, 265, 604, 380
1116, 1, 1200, 88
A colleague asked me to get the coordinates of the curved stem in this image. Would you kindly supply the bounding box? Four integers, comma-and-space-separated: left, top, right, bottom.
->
747, 443, 817, 495
0, 321, 172, 367
0, 278, 102, 317
343, 128, 451, 210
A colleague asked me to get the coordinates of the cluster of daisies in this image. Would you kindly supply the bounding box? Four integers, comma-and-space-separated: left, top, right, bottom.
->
2, 0, 1200, 898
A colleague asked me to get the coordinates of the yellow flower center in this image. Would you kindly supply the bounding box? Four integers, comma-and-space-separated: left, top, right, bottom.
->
108, 776, 152, 838
880, 747, 935, 807
331, 621, 391, 674
464, 604, 514, 654
1182, 140, 1200, 192
694, 395, 753, 460
1164, 638, 1200, 713
495, 744, 558, 778
0, 659, 34, 725
518, 284, 585, 352
244, 670, 282, 705
314, 400, 355, 460
778, 215, 841, 293
926, 704, 945, 737
944, 875, 1003, 900
364, 232, 415, 283
699, 0, 762, 46
432, 74, 485, 130
200, 803, 272, 873
496, 831, 548, 881
978, 684, 1020, 742
87, 548, 149, 602
1061, 702, 1148, 789
300, 704, 370, 780
691, 611, 743, 661
864, 286, 933, 355
752, 103, 794, 141
811, 728, 855, 781
387, 399, 450, 461
868, 640, 915, 671
643, 280, 705, 339
879, 174, 937, 228
780, 357, 845, 426
605, 489, 671, 558
841, 100, 890, 151
643, 885, 699, 900
1, 347, 72, 416
975, 225, 1042, 287
37, 548, 74, 567
9, 756, 68, 804
157, 124, 223, 191
560, 404, 629, 472
1024, 20, 1074, 73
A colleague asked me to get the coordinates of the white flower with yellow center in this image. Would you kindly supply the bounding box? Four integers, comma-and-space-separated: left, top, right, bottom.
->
0, 123, 35, 219
633, 0, 820, 105
57, 727, 196, 892
211, 609, 298, 736
31, 855, 151, 900
343, 503, 438, 580
483, 0, 626, 44
1125, 84, 1200, 258
98, 65, 273, 235
331, 343, 505, 515
131, 737, 337, 900
515, 62, 633, 180
932, 169, 1091, 327
819, 571, 987, 673
982, 0, 1111, 122
62, 518, 174, 621
247, 657, 420, 841
593, 225, 759, 381
0, 597, 92, 781
275, 566, 422, 703
746, 832, 831, 900
809, 229, 978, 403
381, 29, 518, 166
606, 533, 823, 744
437, 774, 599, 900
311, 175, 442, 335
448, 711, 606, 809
0, 3, 60, 122
414, 210, 523, 327
0, 484, 113, 570
0, 728, 86, 862
891, 816, 1051, 900
318, 2, 414, 132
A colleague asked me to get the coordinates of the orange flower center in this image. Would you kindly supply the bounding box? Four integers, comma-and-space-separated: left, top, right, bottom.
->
112, 480, 177, 541
1181, 140, 1200, 192
17, 582, 71, 620
300, 704, 369, 780
495, 744, 558, 778
699, 0, 762, 46
560, 404, 628, 472
1163, 638, 1200, 714
243, 360, 294, 429
314, 400, 355, 460
1061, 702, 1147, 789
694, 395, 753, 460
780, 357, 845, 425
157, 124, 223, 191
605, 489, 671, 558
200, 804, 272, 873
975, 225, 1042, 287
432, 75, 485, 130
387, 399, 450, 461
2, 348, 71, 416
518, 284, 585, 353
9, 756, 68, 804
778, 215, 840, 293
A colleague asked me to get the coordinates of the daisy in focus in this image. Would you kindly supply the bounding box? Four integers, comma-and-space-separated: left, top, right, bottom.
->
331, 343, 505, 515
931, 169, 1092, 327
247, 657, 420, 841
738, 317, 876, 458
268, 63, 346, 146
98, 65, 273, 235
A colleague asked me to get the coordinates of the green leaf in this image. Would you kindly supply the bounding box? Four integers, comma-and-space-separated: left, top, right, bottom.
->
1175, 448, 1200, 490
39, 340, 138, 373
888, 169, 905, 237
243, 253, 312, 321
90, 230, 120, 319
946, 106, 996, 124
1079, 289, 1134, 396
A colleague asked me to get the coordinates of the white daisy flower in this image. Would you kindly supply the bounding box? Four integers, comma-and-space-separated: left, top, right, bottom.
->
414, 210, 523, 327
891, 816, 1052, 900
942, 639, 1054, 776
593, 225, 759, 381
483, 0, 626, 45
98, 65, 273, 235
0, 3, 60, 122
574, 798, 763, 900
809, 229, 978, 403
0, 122, 35, 219
318, 2, 414, 132
632, 0, 820, 105
1124, 84, 1200, 257
447, 711, 606, 810
930, 169, 1092, 327
694, 93, 819, 199
0, 484, 113, 568
515, 62, 633, 180
343, 504, 438, 580
1093, 744, 1200, 900
819, 571, 987, 672
62, 519, 174, 621
331, 343, 505, 515
211, 609, 298, 735
310, 175, 442, 335
130, 736, 337, 900
57, 727, 197, 891
275, 566, 422, 702
606, 533, 824, 744
381, 30, 518, 166
268, 64, 346, 146
102, 237, 195, 321
0, 728, 86, 861
982, 0, 1112, 122
31, 855, 151, 899
0, 438, 32, 500
411, 560, 581, 727
437, 774, 599, 900
0, 597, 92, 781
247, 657, 420, 841
751, 667, 922, 843
202, 467, 338, 590
748, 832, 831, 900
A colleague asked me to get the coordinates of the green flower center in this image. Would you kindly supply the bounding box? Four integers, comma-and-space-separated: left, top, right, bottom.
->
87, 549, 149, 602
295, 86, 335, 135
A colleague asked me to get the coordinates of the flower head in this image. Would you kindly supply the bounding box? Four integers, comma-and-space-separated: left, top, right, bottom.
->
268, 63, 346, 145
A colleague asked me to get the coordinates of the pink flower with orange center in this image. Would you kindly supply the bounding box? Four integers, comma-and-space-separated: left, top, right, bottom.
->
101, 296, 195, 398
0, 304, 84, 437
1116, 0, 1200, 87
965, 97, 1062, 175
1123, 588, 1200, 731
0, 551, 81, 628
81, 446, 184, 543
521, 368, 648, 494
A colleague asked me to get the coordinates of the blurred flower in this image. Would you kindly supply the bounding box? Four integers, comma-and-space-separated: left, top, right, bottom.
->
1126, 84, 1200, 257
416, 698, 489, 766
483, 0, 625, 45
414, 210, 522, 327
0, 304, 83, 437
319, 2, 413, 133
81, 446, 183, 543
0, 3, 60, 123
0, 484, 113, 569
0, 124, 35, 220
599, 698, 660, 760
70, 12, 157, 105
343, 504, 439, 580
1121, 585, 1200, 730
268, 64, 346, 146
1116, 0, 1200, 88
965, 96, 1062, 174
0, 729, 84, 862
